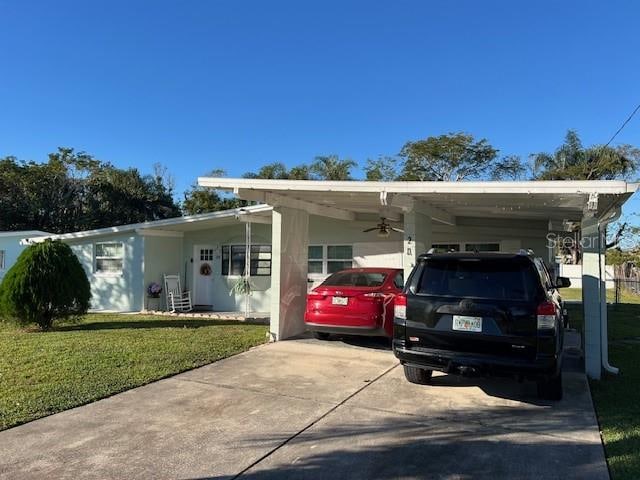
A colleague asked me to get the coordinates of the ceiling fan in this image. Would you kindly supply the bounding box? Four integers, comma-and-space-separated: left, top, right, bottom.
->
363, 217, 404, 237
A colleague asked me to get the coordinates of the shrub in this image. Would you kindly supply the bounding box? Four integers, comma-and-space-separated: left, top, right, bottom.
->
0, 240, 91, 330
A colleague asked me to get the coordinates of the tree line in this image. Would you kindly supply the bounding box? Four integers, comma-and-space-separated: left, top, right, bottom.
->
2, 130, 638, 233
0, 148, 180, 233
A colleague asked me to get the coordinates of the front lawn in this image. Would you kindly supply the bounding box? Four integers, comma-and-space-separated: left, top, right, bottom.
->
0, 314, 267, 431
561, 287, 640, 304
565, 297, 640, 480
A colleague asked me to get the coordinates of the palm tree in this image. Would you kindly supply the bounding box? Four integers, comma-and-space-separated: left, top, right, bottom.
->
530, 130, 638, 180
310, 155, 357, 180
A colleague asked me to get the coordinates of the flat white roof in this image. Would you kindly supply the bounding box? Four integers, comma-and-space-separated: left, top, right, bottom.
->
199, 177, 638, 195
198, 178, 638, 222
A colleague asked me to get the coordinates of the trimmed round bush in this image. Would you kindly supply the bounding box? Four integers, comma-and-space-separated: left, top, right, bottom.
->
0, 240, 91, 330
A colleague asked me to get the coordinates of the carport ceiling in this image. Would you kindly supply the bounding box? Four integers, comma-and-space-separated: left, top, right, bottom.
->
198, 178, 638, 222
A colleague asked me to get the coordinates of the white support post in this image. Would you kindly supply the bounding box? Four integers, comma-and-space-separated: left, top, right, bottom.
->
403, 210, 432, 280
270, 206, 309, 341
581, 216, 602, 380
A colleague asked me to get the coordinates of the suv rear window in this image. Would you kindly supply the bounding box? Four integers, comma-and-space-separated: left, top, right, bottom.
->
323, 271, 387, 287
418, 258, 539, 301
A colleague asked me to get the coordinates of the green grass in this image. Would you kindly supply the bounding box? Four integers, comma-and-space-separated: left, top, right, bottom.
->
565, 296, 640, 480
0, 314, 268, 431
561, 288, 640, 304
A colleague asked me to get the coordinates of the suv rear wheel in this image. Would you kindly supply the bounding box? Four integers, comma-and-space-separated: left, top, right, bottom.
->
537, 371, 563, 400
403, 365, 433, 385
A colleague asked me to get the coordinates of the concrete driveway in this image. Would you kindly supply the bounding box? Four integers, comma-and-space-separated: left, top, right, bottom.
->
0, 337, 607, 480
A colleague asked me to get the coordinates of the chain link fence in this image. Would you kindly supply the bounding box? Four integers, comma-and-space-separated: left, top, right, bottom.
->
614, 278, 640, 304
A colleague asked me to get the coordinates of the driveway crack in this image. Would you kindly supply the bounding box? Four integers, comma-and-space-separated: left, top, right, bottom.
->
172, 377, 338, 406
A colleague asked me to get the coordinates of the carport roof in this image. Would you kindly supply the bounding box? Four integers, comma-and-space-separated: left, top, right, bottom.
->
198, 178, 638, 223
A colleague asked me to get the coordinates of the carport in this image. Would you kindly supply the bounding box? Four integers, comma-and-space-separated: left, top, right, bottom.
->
198, 177, 638, 380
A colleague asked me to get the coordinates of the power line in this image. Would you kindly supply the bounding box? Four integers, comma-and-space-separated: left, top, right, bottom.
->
605, 103, 640, 147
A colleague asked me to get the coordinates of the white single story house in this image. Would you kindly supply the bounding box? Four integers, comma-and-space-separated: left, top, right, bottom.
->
18, 178, 638, 380
0, 230, 50, 280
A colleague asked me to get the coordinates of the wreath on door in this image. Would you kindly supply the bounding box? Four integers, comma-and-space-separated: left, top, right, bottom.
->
200, 263, 212, 276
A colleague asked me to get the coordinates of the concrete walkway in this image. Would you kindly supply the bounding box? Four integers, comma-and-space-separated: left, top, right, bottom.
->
0, 337, 608, 480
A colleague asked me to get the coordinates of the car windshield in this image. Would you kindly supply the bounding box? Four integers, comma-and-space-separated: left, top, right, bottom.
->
322, 271, 387, 287
418, 258, 539, 301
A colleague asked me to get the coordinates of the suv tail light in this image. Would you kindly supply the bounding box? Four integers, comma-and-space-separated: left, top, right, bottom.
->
537, 301, 557, 330
394, 294, 407, 320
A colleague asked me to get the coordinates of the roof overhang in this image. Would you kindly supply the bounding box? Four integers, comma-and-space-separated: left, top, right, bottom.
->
198, 178, 638, 224
21, 204, 273, 244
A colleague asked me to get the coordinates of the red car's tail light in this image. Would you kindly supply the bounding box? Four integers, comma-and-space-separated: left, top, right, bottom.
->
394, 294, 407, 320
307, 292, 327, 300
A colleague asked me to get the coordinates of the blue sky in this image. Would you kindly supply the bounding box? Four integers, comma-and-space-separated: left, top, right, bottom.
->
0, 0, 638, 215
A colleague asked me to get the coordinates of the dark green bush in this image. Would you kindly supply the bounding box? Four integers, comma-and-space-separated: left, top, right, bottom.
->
0, 240, 91, 330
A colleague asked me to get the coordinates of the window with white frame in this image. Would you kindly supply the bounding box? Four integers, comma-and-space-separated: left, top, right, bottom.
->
0, 250, 5, 270
221, 244, 272, 276
308, 245, 353, 274
431, 242, 500, 253
94, 242, 124, 274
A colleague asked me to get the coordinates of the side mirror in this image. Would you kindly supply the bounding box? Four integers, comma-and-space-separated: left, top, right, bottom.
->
555, 277, 571, 288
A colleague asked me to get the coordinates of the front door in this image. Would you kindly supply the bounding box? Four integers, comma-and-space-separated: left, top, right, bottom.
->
194, 245, 215, 306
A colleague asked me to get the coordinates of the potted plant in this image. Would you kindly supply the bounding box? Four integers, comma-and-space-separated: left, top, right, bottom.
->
147, 282, 162, 298
230, 277, 254, 315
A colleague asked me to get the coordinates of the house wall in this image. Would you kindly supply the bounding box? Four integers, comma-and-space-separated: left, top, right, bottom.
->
143, 235, 184, 310
52, 213, 556, 313
309, 215, 550, 262
67, 233, 144, 312
182, 223, 273, 312
0, 236, 28, 280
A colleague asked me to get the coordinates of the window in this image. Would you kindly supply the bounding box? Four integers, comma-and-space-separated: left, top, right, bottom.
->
327, 245, 353, 273
307, 245, 353, 275
393, 272, 404, 289
0, 250, 5, 269
431, 243, 500, 253
308, 246, 323, 273
221, 245, 272, 276
200, 248, 214, 261
95, 242, 124, 274
465, 243, 500, 252
418, 257, 538, 301
323, 271, 387, 287
431, 244, 461, 253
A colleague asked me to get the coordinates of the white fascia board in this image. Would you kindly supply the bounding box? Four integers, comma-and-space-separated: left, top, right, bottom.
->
0, 230, 50, 238
238, 189, 356, 221
199, 177, 638, 195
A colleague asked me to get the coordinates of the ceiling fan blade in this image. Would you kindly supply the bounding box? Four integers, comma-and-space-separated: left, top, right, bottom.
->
362, 227, 379, 232
391, 227, 405, 233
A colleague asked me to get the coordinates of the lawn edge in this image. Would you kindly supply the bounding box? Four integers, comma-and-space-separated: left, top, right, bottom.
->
0, 336, 270, 432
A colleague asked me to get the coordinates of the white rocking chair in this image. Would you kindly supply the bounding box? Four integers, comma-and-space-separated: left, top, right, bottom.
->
163, 275, 193, 313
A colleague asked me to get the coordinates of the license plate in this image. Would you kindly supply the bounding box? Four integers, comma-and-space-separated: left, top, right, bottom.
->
332, 296, 348, 306
452, 315, 482, 332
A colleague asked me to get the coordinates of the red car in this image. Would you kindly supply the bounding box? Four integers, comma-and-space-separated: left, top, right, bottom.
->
304, 268, 404, 339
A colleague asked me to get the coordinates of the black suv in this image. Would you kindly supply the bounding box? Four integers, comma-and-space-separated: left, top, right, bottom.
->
392, 252, 570, 400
